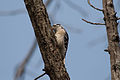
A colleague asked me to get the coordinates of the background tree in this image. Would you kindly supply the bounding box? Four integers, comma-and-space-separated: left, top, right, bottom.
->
83, 0, 120, 80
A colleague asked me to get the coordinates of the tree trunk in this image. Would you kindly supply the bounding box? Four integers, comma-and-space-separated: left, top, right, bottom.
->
102, 0, 120, 80
24, 0, 70, 80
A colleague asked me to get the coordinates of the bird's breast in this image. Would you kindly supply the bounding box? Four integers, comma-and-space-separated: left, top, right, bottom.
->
55, 33, 64, 46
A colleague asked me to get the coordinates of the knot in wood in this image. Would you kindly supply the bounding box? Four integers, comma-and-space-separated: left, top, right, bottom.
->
112, 35, 119, 42
112, 63, 120, 72
40, 6, 44, 11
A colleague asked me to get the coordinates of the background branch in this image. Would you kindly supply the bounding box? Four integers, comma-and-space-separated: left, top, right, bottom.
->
14, 39, 37, 80
34, 72, 46, 80
82, 19, 105, 25
87, 0, 103, 11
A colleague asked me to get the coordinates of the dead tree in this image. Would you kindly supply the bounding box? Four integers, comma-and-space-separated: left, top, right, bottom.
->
24, 0, 70, 80
103, 0, 120, 80
83, 0, 120, 80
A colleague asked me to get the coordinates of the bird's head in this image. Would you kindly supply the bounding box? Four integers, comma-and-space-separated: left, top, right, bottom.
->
52, 24, 65, 33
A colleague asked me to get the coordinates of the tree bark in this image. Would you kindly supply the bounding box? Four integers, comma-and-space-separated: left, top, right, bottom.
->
102, 0, 120, 80
24, 0, 70, 80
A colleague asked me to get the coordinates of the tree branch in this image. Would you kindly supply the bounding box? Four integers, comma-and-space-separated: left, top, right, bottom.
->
102, 0, 120, 80
82, 19, 105, 25
87, 0, 103, 11
24, 0, 70, 80
117, 17, 120, 20
34, 73, 46, 80
14, 39, 37, 80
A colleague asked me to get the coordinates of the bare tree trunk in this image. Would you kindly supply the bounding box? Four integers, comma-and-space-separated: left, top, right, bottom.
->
24, 0, 70, 80
102, 0, 120, 80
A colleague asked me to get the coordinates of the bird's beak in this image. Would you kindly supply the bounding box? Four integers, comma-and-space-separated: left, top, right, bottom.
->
51, 27, 54, 31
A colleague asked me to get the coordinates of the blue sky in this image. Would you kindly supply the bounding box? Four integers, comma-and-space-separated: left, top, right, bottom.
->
1, 0, 120, 80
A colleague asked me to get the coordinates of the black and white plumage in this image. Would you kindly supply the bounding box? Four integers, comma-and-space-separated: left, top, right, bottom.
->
52, 24, 69, 64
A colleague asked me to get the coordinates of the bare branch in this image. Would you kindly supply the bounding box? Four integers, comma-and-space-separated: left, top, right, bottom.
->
14, 39, 37, 80
87, 0, 103, 11
82, 19, 105, 25
102, 0, 120, 80
117, 17, 120, 20
34, 73, 46, 80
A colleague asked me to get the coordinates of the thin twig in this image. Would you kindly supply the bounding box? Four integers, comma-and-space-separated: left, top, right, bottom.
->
34, 73, 46, 80
14, 39, 37, 80
88, 0, 103, 11
82, 19, 105, 25
117, 17, 120, 20
104, 49, 109, 52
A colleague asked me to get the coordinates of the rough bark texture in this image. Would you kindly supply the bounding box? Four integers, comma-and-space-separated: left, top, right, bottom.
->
103, 0, 120, 80
24, 0, 70, 80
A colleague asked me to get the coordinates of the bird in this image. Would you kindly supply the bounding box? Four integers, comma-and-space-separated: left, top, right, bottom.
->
52, 24, 69, 64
